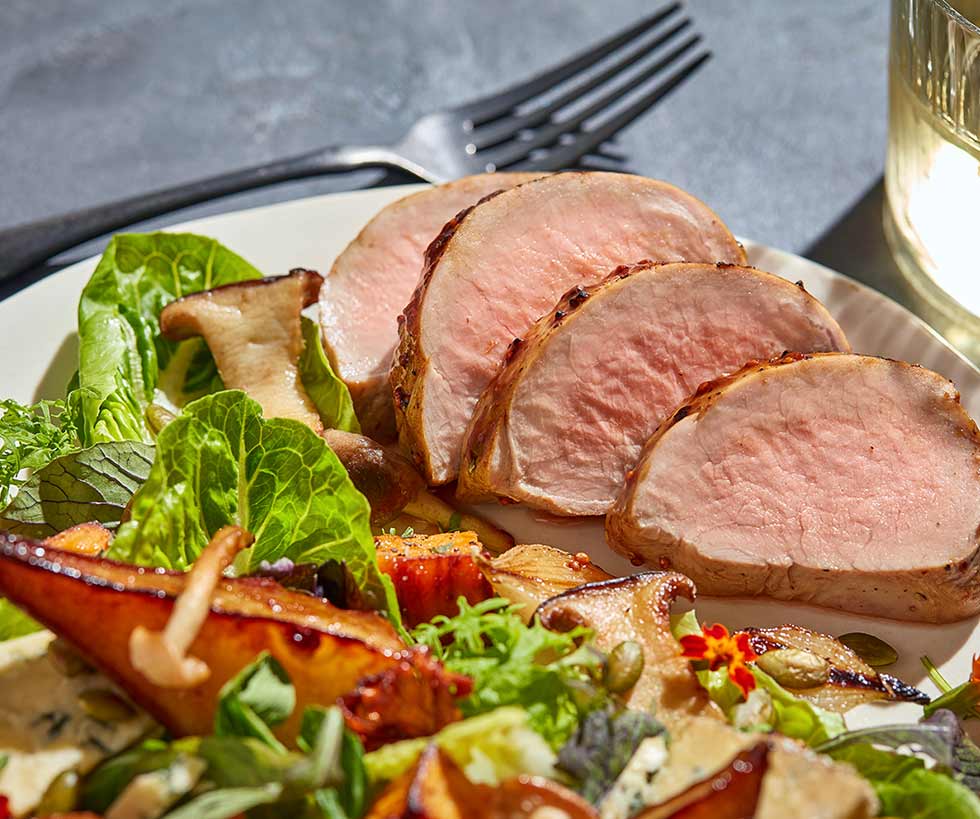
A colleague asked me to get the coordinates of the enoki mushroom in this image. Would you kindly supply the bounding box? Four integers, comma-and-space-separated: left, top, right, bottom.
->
129, 525, 254, 688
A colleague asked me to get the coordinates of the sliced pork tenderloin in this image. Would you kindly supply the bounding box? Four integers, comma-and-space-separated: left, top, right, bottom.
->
391, 172, 747, 484
319, 173, 538, 439
457, 262, 849, 515
606, 353, 980, 623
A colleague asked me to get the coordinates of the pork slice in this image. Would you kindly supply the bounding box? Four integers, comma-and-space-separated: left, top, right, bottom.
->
457, 262, 849, 515
391, 172, 746, 484
319, 173, 538, 439
606, 353, 980, 622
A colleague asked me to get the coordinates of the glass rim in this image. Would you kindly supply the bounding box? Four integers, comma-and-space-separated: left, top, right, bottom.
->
932, 0, 980, 38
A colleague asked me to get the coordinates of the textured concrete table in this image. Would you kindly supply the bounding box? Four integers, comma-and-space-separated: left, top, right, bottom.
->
0, 1, 895, 295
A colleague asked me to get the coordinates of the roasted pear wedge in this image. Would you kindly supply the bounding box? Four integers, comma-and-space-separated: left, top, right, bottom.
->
631, 716, 877, 819
365, 744, 597, 819
738, 625, 927, 713
535, 572, 721, 728
0, 533, 413, 744
375, 532, 492, 626
634, 742, 769, 819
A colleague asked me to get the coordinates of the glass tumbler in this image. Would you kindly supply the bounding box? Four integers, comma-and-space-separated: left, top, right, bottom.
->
884, 0, 980, 360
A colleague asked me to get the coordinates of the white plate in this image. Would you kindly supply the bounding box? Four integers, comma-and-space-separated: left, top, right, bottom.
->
5, 184, 979, 733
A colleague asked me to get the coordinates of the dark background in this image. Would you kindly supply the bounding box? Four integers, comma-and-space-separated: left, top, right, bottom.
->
0, 1, 890, 284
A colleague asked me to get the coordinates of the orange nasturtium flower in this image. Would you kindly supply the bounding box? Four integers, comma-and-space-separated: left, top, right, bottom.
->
972, 654, 980, 685
679, 623, 758, 699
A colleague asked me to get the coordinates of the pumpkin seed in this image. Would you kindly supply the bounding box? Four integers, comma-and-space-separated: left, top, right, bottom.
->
78, 689, 136, 723
756, 648, 829, 689
605, 640, 645, 693
36, 770, 79, 815
838, 632, 898, 668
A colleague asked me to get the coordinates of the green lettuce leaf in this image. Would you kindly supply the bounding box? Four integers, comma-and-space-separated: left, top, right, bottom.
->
831, 743, 980, 818
0, 599, 41, 641
84, 662, 365, 819
298, 706, 367, 819
215, 653, 295, 752
74, 233, 262, 446
82, 741, 187, 813
0, 398, 80, 505
0, 440, 154, 538
412, 597, 603, 748
363, 706, 557, 786
299, 317, 359, 434
162, 783, 283, 819
108, 390, 399, 621
751, 666, 844, 746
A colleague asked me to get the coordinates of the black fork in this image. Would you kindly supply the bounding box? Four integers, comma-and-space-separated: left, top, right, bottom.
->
0, 3, 709, 282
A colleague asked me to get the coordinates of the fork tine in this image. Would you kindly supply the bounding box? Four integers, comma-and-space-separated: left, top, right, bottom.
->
483, 34, 703, 170
468, 17, 693, 152
518, 51, 712, 173
454, 3, 683, 126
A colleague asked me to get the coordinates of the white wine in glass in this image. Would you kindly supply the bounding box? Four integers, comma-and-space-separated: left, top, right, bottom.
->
885, 0, 980, 359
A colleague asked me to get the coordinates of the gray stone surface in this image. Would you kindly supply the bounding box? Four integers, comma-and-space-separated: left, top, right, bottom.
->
0, 1, 887, 256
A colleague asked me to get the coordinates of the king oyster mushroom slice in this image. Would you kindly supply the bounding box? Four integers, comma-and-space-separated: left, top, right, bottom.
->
159, 268, 324, 431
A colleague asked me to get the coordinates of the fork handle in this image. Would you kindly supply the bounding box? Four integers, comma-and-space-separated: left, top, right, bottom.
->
0, 143, 400, 282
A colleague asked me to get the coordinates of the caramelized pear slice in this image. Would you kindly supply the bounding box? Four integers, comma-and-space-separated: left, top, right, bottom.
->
535, 573, 721, 728
365, 744, 597, 819
738, 625, 927, 713
483, 544, 612, 622
634, 743, 769, 819
375, 532, 492, 627
43, 522, 112, 556
0, 534, 404, 743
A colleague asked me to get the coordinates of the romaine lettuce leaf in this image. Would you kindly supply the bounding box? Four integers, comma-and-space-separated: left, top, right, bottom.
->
363, 706, 558, 786
299, 317, 359, 434
0, 440, 154, 538
74, 233, 263, 446
108, 390, 399, 621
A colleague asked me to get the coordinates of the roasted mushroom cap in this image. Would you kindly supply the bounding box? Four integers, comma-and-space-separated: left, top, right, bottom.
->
536, 572, 721, 728
323, 428, 514, 551
322, 429, 426, 525
160, 268, 323, 430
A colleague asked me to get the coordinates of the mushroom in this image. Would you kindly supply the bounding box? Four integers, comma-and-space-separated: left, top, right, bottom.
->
129, 525, 253, 688
322, 428, 514, 553
160, 268, 323, 431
